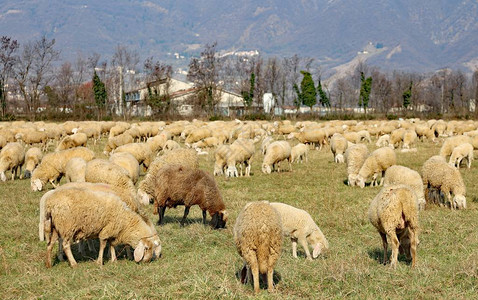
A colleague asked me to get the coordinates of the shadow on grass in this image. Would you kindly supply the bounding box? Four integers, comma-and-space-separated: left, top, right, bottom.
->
342, 179, 373, 187
472, 196, 478, 203
367, 248, 413, 266
235, 266, 282, 290
156, 215, 205, 226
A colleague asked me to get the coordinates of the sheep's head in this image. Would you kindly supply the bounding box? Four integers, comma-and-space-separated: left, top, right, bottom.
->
137, 189, 152, 205
23, 170, 32, 179
134, 235, 162, 263
210, 210, 227, 229
286, 132, 295, 140
356, 175, 366, 188
226, 166, 238, 177
262, 163, 272, 174
31, 178, 43, 191
307, 229, 329, 259
453, 195, 467, 210
335, 154, 344, 164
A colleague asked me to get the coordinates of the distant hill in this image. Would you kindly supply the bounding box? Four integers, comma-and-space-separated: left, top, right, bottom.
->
1, 0, 478, 73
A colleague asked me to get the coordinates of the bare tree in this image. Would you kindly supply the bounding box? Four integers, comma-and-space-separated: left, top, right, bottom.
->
370, 70, 392, 113
264, 57, 283, 114
0, 36, 19, 117
55, 62, 74, 113
143, 57, 173, 116
111, 45, 139, 118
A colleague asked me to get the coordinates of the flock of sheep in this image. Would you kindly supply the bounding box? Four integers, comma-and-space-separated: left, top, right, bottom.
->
0, 117, 477, 294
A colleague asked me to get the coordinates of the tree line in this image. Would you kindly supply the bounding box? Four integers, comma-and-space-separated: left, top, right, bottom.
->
1, 36, 478, 121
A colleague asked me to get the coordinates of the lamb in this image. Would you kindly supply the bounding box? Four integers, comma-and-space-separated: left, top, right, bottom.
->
31, 147, 95, 191
376, 134, 390, 147
149, 165, 227, 228
138, 148, 199, 205
449, 143, 474, 169
357, 147, 396, 188
344, 144, 369, 186
422, 157, 467, 209
383, 165, 426, 211
439, 135, 473, 158
55, 133, 87, 151
269, 202, 328, 260
213, 145, 230, 176
262, 141, 292, 174
291, 143, 309, 163
225, 138, 255, 177
368, 184, 419, 268
23, 147, 43, 179
64, 158, 87, 183
0, 142, 25, 182
234, 201, 282, 294
103, 133, 134, 155
330, 133, 348, 163
109, 152, 140, 184
39, 186, 161, 268
113, 142, 154, 171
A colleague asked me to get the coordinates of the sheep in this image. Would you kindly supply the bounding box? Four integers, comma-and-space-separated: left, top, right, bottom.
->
262, 141, 292, 174
234, 201, 282, 294
148, 165, 227, 228
109, 152, 140, 184
288, 129, 327, 150
23, 147, 43, 179
103, 133, 134, 155
0, 135, 7, 150
55, 133, 87, 151
163, 140, 181, 152
389, 128, 406, 149
330, 133, 348, 163
213, 145, 230, 176
448, 142, 473, 169
357, 147, 396, 188
422, 157, 467, 209
113, 142, 154, 171
291, 143, 309, 163
375, 134, 390, 147
15, 130, 48, 151
269, 202, 328, 260
357, 130, 372, 143
109, 122, 130, 138
64, 158, 87, 183
343, 132, 360, 144
0, 142, 25, 182
261, 136, 274, 155
225, 138, 255, 177
31, 147, 95, 191
85, 159, 141, 212
185, 127, 212, 146
439, 135, 473, 158
39, 186, 161, 268
402, 129, 418, 149
432, 120, 447, 137
146, 130, 172, 153
368, 184, 419, 268
344, 144, 369, 186
415, 124, 435, 142
383, 165, 426, 211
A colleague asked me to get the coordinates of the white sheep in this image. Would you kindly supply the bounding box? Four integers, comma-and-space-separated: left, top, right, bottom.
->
262, 141, 292, 174
330, 133, 348, 163
439, 135, 472, 158
357, 147, 396, 188
291, 143, 309, 163
449, 142, 473, 169
23, 147, 43, 179
383, 165, 426, 211
64, 157, 87, 183
234, 201, 283, 294
0, 142, 25, 181
376, 134, 390, 147
225, 138, 255, 177
344, 144, 369, 186
109, 152, 140, 184
270, 202, 328, 260
213, 145, 230, 176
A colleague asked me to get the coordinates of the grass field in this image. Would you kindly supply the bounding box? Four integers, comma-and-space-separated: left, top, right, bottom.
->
1, 134, 477, 299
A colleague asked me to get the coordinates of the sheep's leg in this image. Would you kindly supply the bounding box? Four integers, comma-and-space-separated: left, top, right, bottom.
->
291, 238, 298, 258
57, 238, 65, 261
388, 231, 400, 268
267, 267, 274, 292
110, 244, 117, 262
180, 206, 190, 227
202, 210, 207, 224
409, 229, 417, 268
97, 239, 107, 265
298, 236, 312, 260
372, 173, 379, 187
63, 239, 77, 268
380, 232, 388, 265
380, 171, 385, 185
158, 206, 166, 225
251, 261, 260, 294
45, 229, 59, 268
50, 179, 59, 189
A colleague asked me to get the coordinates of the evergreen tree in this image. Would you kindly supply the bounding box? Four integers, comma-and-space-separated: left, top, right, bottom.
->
294, 71, 316, 110
403, 81, 412, 109
92, 70, 107, 117
317, 80, 330, 107
242, 72, 255, 107
359, 72, 372, 114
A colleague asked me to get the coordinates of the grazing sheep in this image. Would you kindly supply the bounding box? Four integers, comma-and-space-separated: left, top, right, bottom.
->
113, 142, 154, 171
146, 130, 172, 153
234, 201, 282, 294
225, 138, 255, 177
15, 130, 48, 151
330, 133, 348, 163
261, 136, 274, 155
288, 129, 327, 150
357, 147, 396, 188
39, 187, 161, 268
357, 130, 372, 143
55, 133, 87, 151
31, 147, 95, 191
422, 157, 467, 209
0, 142, 25, 182
389, 128, 406, 149
150, 165, 227, 228
439, 135, 472, 158
191, 137, 220, 150
383, 165, 425, 211
432, 120, 447, 137
163, 140, 181, 152
291, 143, 309, 163
402, 130, 418, 149
23, 147, 43, 179
449, 143, 474, 169
415, 124, 435, 142
368, 184, 419, 268
64, 157, 87, 183
344, 144, 369, 186
109, 152, 140, 184
213, 145, 230, 176
262, 141, 292, 174
376, 134, 390, 147
185, 127, 212, 146
270, 202, 328, 260
103, 133, 133, 155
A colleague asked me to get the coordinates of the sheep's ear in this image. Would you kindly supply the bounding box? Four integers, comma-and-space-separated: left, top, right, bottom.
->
312, 244, 322, 259
134, 241, 145, 262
